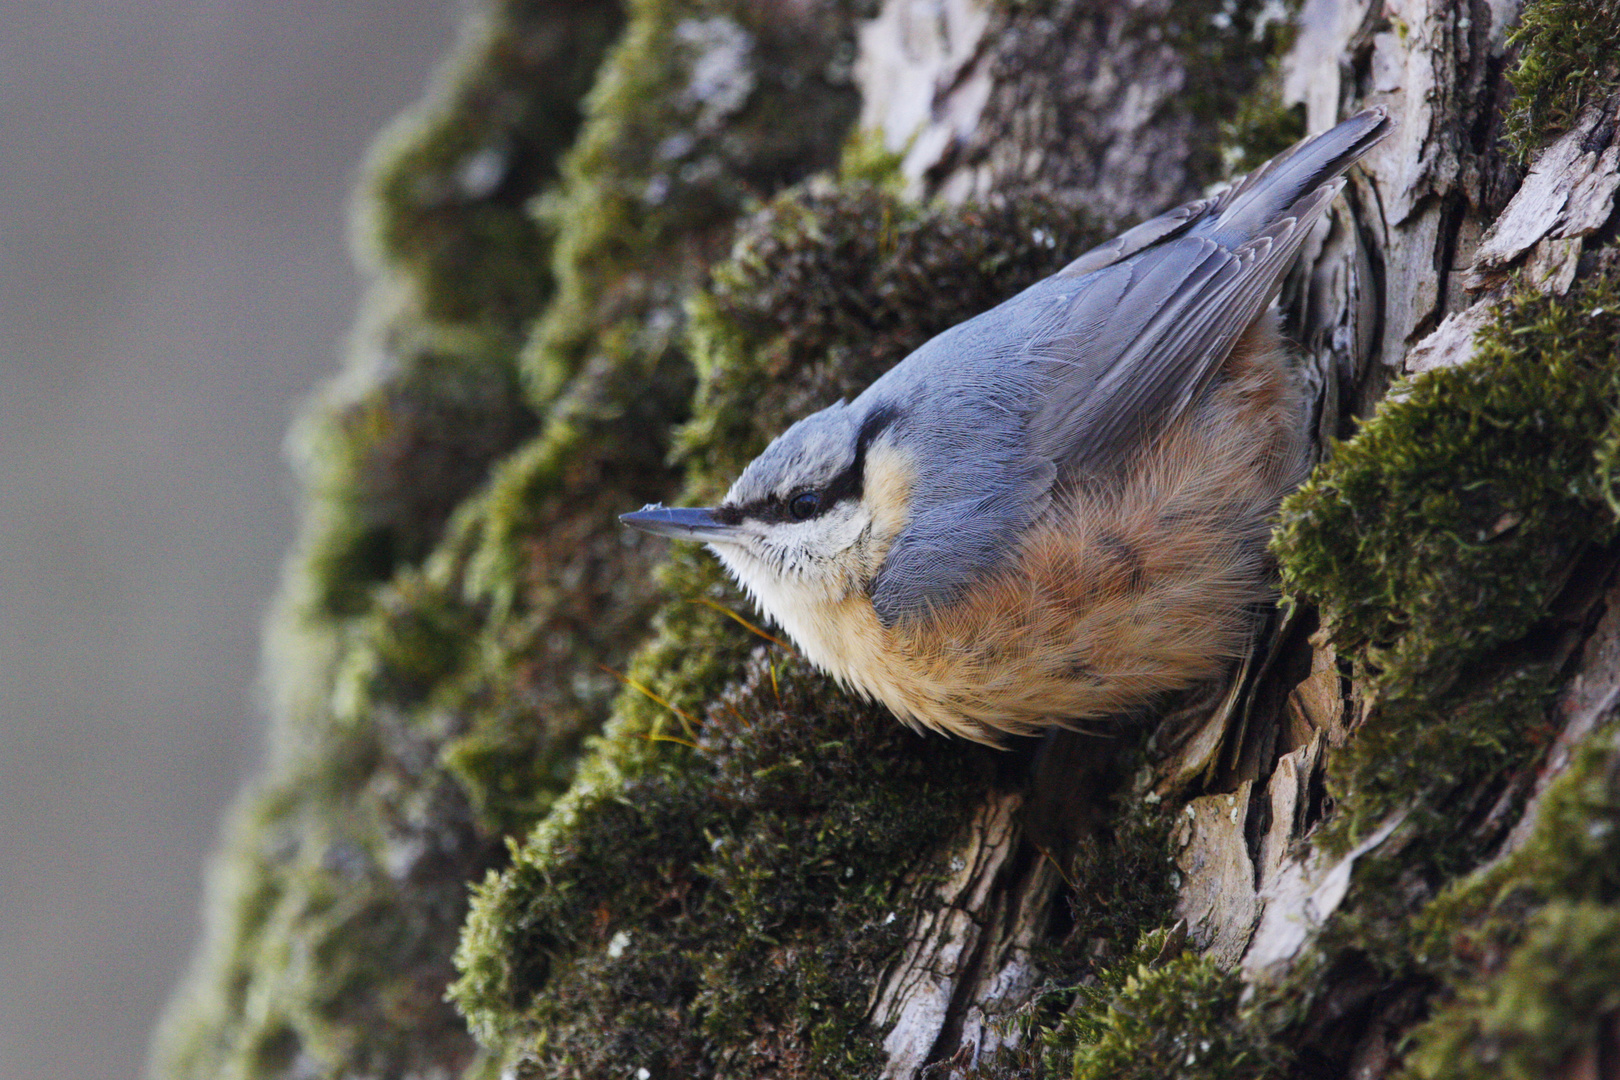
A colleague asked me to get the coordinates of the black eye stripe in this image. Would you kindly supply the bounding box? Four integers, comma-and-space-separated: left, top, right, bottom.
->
721, 405, 902, 525
812, 404, 898, 511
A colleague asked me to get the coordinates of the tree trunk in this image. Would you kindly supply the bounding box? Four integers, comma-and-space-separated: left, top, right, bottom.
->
154, 1, 1620, 1078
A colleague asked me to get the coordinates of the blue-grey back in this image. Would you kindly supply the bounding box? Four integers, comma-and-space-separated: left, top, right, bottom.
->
861, 107, 1391, 625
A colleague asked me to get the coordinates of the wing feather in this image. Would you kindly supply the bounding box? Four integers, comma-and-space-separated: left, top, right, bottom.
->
867, 110, 1390, 623
1027, 176, 1350, 475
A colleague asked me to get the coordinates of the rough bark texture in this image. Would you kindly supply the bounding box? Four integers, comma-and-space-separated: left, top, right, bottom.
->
154, 0, 1620, 1078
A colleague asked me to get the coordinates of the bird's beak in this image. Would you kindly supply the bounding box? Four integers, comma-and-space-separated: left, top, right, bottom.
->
619, 504, 740, 544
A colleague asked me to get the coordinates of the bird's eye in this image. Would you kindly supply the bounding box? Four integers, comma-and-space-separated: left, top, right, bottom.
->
788, 491, 821, 520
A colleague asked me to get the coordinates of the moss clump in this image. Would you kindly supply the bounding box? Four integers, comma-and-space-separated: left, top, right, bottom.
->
1218, 82, 1306, 178
1059, 777, 1179, 958
1423, 730, 1620, 950
1275, 277, 1620, 851
302, 0, 627, 621
966, 801, 1193, 1080
432, 339, 700, 834
1035, 928, 1286, 1080
152, 713, 498, 1080
365, 0, 625, 326
297, 319, 537, 619
1163, 0, 1303, 180
1401, 725, 1620, 1077
451, 653, 998, 1078
1404, 902, 1620, 1079
522, 0, 864, 404
1503, 0, 1620, 163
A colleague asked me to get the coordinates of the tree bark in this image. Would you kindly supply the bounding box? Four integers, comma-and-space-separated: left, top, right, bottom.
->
854, 0, 1620, 1075
155, 1, 1620, 1078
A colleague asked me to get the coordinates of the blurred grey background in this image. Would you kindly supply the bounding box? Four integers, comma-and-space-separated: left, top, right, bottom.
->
0, 2, 464, 1076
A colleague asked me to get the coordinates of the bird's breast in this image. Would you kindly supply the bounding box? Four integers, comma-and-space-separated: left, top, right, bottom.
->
778, 330, 1308, 745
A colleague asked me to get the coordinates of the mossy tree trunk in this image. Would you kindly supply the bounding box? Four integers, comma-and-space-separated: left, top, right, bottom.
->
154, 1, 1620, 1079
861, 1, 1620, 1076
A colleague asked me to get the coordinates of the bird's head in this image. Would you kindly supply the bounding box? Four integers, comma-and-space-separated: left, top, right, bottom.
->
621, 402, 910, 628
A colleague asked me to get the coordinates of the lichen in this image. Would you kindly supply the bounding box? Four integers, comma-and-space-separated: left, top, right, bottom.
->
1503, 0, 1620, 164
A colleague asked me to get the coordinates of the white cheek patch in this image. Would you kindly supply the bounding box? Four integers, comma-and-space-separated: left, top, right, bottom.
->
813, 505, 868, 554
706, 503, 870, 625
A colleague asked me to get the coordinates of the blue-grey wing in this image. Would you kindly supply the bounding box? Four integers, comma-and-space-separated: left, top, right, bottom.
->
866, 211, 1314, 627
868, 108, 1390, 624
1027, 107, 1390, 474
1026, 188, 1334, 474
1052, 195, 1218, 279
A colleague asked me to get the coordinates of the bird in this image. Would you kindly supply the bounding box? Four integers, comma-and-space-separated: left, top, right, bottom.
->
621, 108, 1391, 745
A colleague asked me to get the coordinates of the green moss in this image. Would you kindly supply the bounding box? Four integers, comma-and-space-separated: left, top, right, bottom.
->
1399, 722, 1620, 1078
1330, 661, 1560, 862
1503, 0, 1620, 164
1164, 0, 1303, 182
1061, 779, 1179, 954
296, 314, 537, 620
1275, 277, 1620, 852
1219, 82, 1306, 178
153, 735, 495, 1080
420, 0, 878, 841
837, 127, 908, 192
1404, 902, 1620, 1079
1035, 929, 1286, 1080
365, 0, 624, 326
302, 0, 627, 619
522, 0, 864, 404
1410, 725, 1620, 981
451, 653, 998, 1078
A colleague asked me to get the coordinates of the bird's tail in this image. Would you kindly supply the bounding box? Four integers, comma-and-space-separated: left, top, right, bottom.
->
1200, 107, 1392, 247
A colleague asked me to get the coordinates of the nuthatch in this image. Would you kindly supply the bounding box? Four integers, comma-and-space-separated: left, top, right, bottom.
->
623, 109, 1391, 744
